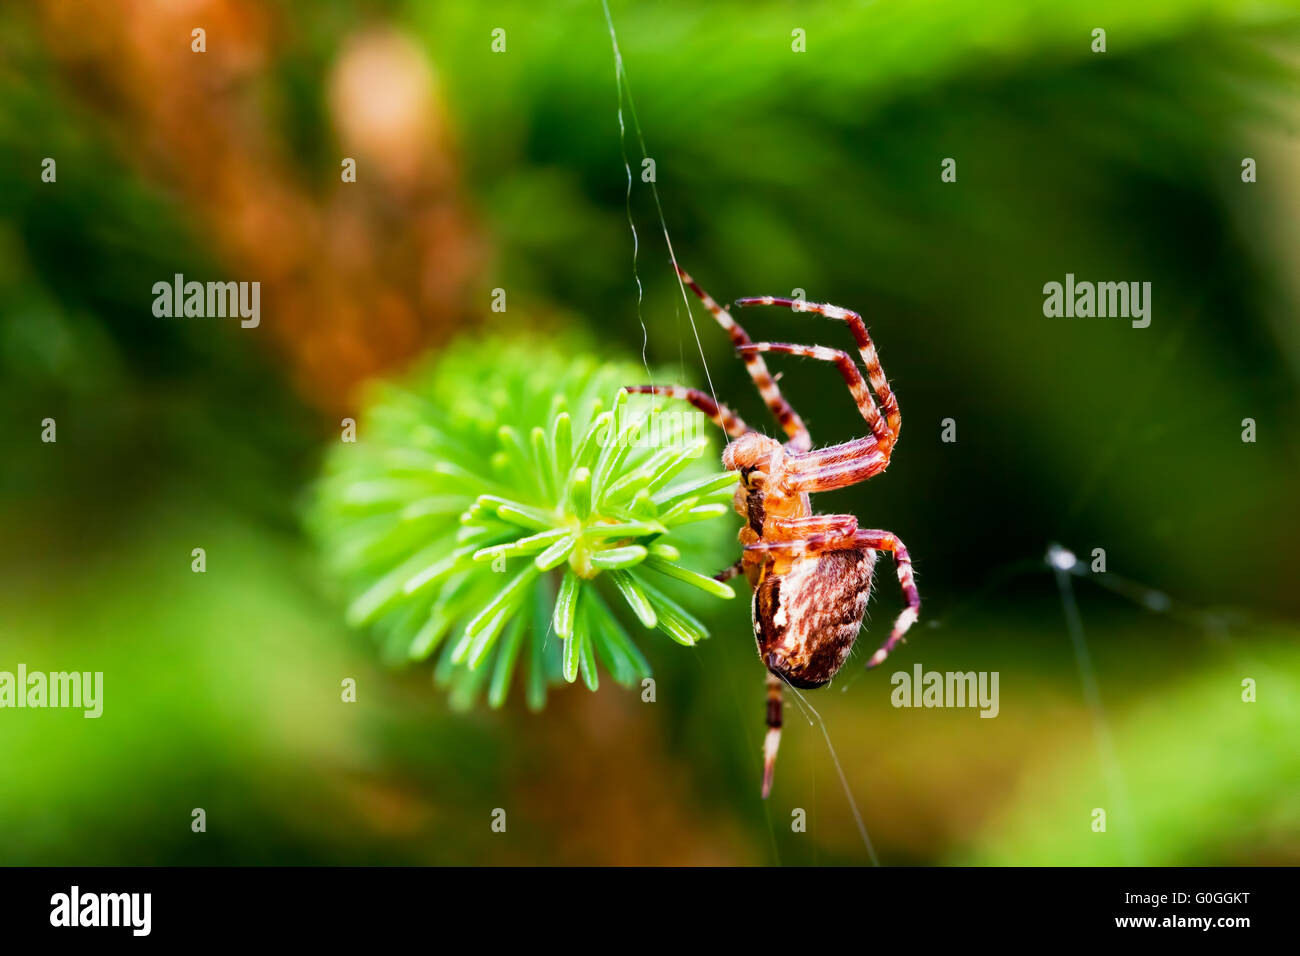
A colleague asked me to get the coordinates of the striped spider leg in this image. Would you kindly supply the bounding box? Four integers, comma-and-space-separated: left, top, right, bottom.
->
627, 269, 920, 797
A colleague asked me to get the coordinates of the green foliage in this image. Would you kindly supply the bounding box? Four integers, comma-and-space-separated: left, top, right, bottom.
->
960, 638, 1300, 865
309, 336, 739, 710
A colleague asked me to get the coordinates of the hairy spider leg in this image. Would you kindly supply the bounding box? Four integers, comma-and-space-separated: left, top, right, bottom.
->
735, 296, 901, 451
736, 343, 892, 450
622, 385, 749, 439
763, 671, 783, 799
676, 266, 812, 452
742, 514, 859, 555
853, 529, 921, 669
742, 531, 857, 558
784, 438, 890, 493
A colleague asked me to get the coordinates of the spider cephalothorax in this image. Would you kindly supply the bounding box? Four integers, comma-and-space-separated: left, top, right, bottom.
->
629, 266, 920, 797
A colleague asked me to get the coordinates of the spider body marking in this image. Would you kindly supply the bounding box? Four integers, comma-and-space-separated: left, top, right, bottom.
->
628, 266, 920, 798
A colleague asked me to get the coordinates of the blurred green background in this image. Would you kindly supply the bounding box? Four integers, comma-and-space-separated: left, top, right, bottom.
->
2, 0, 1298, 865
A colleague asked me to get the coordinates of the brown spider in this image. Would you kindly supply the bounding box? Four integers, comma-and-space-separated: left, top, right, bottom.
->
629, 266, 920, 798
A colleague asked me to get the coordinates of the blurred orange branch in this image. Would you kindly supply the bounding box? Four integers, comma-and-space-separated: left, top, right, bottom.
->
36, 0, 487, 413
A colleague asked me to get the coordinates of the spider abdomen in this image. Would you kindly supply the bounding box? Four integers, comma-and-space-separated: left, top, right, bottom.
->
753, 548, 877, 688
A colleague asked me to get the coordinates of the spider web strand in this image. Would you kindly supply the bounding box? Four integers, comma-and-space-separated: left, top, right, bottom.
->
600, 0, 722, 414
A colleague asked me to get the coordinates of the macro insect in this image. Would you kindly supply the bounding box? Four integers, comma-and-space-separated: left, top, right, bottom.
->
629, 266, 921, 797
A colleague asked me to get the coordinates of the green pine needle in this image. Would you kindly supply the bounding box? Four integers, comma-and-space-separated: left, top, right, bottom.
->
308, 336, 738, 711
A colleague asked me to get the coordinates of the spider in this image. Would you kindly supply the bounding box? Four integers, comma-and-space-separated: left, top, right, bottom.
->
628, 266, 920, 798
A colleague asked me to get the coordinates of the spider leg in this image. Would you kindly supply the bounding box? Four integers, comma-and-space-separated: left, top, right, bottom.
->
676, 266, 812, 452
743, 525, 859, 558
737, 343, 894, 451
752, 513, 858, 543
784, 438, 889, 493
762, 671, 783, 798
713, 559, 744, 582
735, 296, 901, 450
623, 385, 749, 439
852, 529, 921, 669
